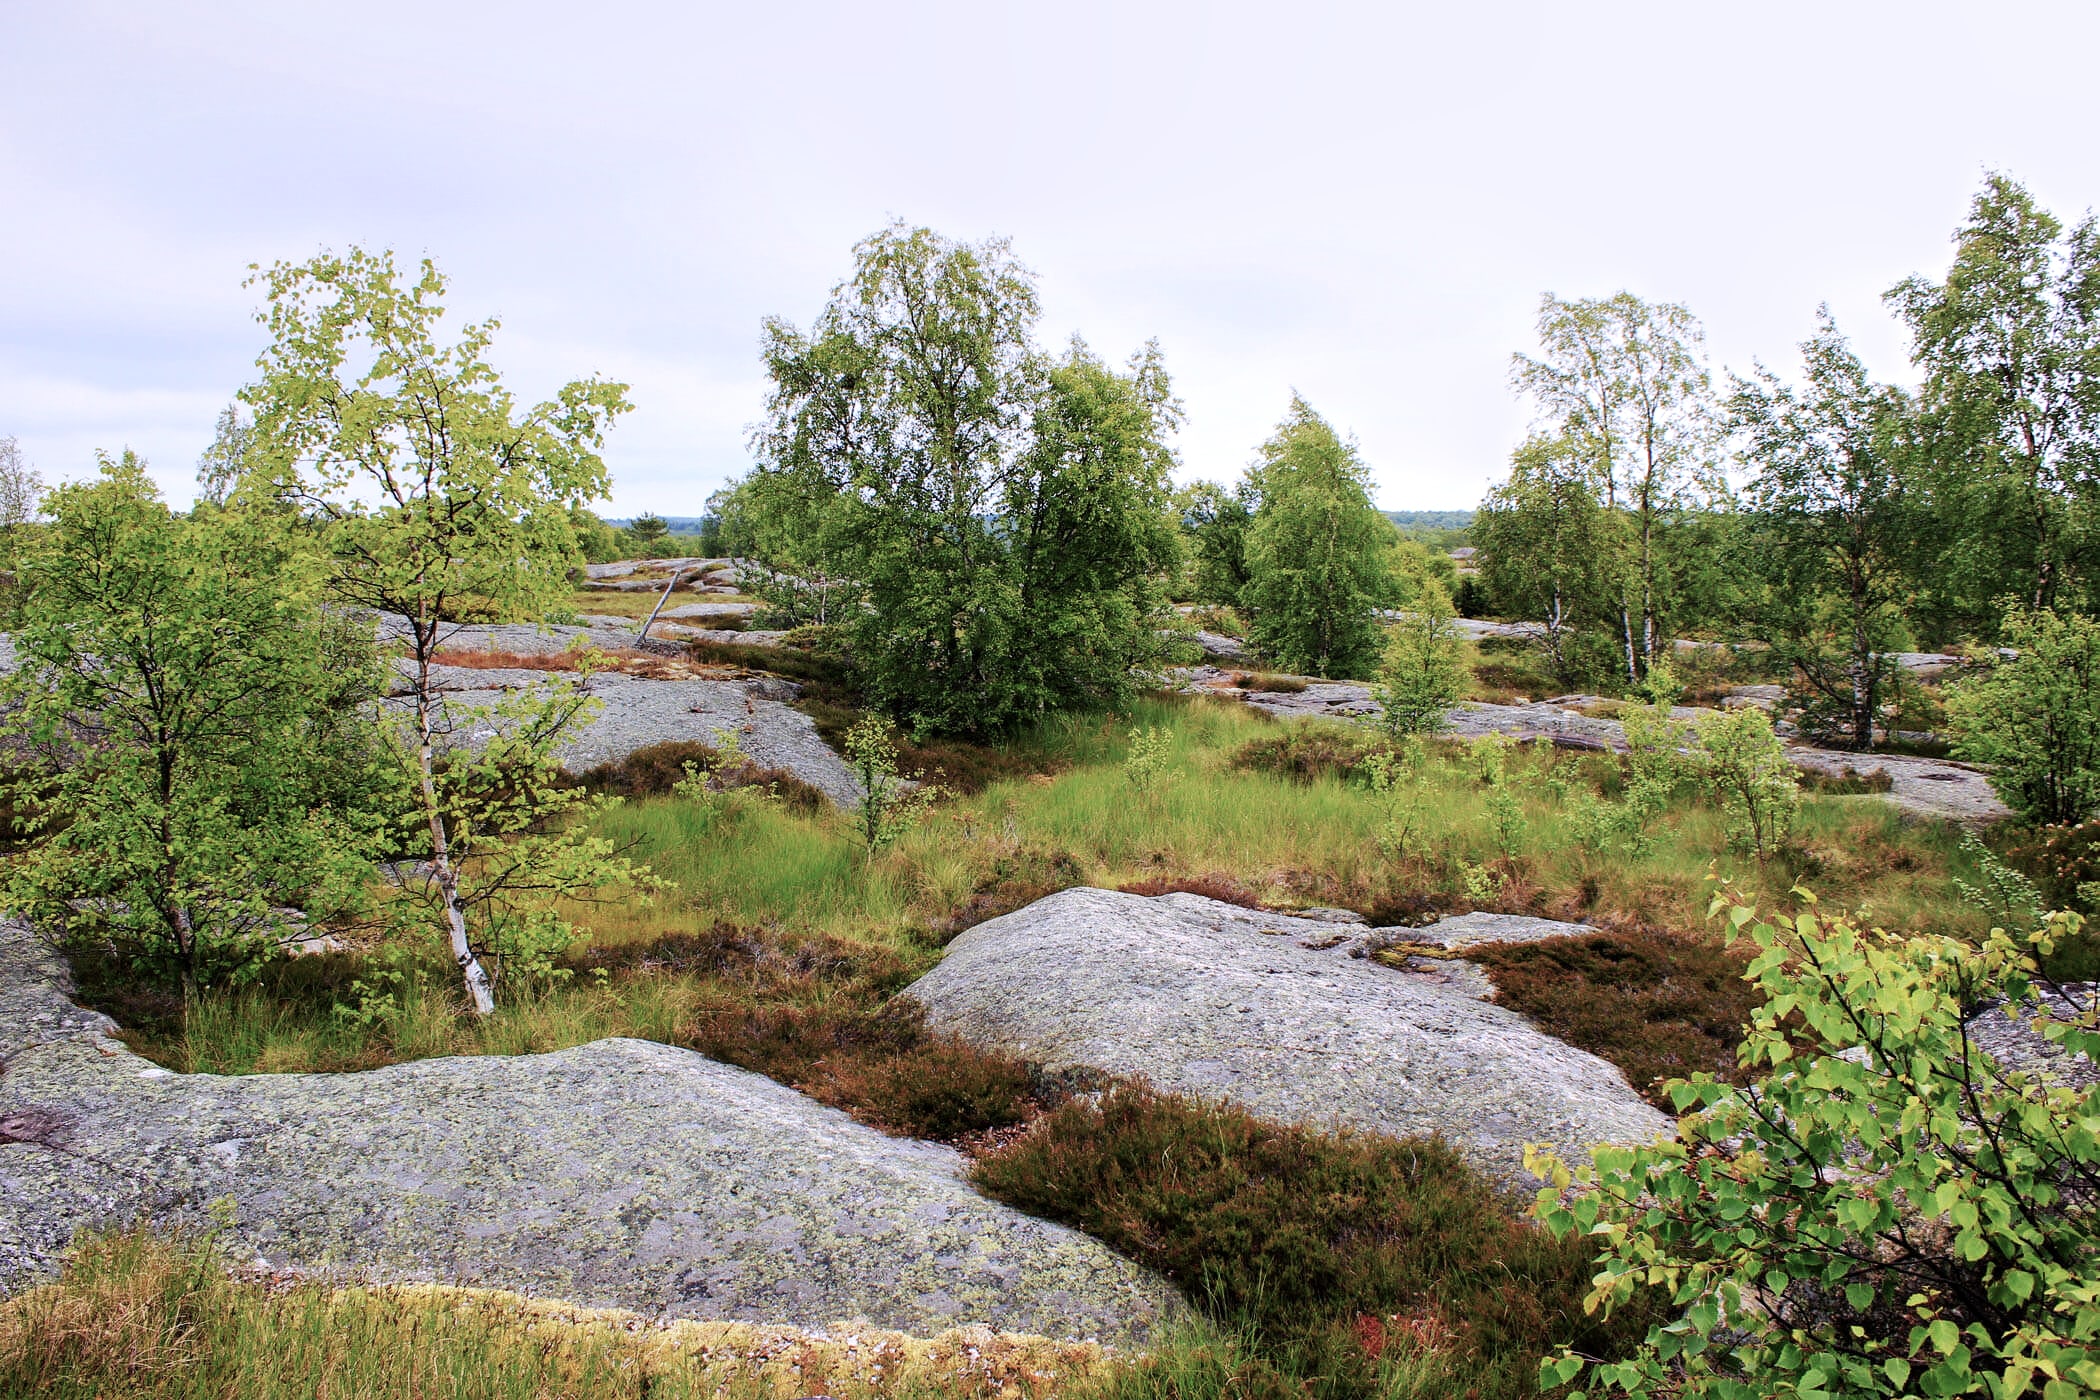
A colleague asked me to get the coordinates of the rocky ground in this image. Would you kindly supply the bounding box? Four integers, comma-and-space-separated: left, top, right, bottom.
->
0, 919, 1177, 1340
904, 888, 1673, 1185
377, 616, 861, 805
1170, 666, 2009, 823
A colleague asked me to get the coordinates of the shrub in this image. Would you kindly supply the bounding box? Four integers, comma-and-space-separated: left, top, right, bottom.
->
1462, 929, 1763, 1104
2, 463, 383, 995
1230, 726, 1380, 784
1238, 672, 1309, 694
575, 740, 720, 797
1952, 826, 2043, 933
1362, 744, 1429, 861
677, 997, 1039, 1142
1800, 765, 1896, 796
1691, 705, 1799, 861
1946, 606, 2100, 825
975, 1083, 1652, 1399
1373, 581, 1468, 736
1115, 874, 1269, 909
1123, 725, 1176, 790
1530, 891, 2100, 1400
844, 717, 942, 853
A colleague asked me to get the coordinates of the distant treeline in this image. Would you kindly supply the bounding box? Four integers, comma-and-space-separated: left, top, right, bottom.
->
1383, 509, 1474, 532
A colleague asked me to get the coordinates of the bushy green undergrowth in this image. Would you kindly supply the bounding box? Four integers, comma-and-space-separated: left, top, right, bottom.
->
53, 692, 2032, 1400
90, 697, 1997, 1083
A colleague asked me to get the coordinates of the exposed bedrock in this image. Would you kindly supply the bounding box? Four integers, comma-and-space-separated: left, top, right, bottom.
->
904, 888, 1672, 1184
0, 921, 1177, 1341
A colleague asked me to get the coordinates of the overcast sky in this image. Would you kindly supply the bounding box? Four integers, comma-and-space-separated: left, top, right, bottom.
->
5, 1, 2098, 515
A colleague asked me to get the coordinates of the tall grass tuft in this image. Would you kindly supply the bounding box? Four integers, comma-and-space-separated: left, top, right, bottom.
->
0, 1229, 1111, 1400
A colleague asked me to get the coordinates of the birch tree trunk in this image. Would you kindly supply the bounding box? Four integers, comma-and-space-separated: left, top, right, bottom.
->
409, 617, 496, 1016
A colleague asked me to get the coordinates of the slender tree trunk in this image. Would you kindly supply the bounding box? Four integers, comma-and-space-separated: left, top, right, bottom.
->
1848, 564, 1876, 752
411, 621, 497, 1016
1546, 579, 1570, 689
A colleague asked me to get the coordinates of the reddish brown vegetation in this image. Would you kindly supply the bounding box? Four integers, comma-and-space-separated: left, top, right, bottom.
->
1115, 873, 1269, 909
1463, 928, 1764, 1103
971, 1083, 1656, 1398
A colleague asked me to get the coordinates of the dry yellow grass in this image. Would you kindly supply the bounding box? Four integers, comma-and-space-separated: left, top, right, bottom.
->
0, 1230, 1111, 1400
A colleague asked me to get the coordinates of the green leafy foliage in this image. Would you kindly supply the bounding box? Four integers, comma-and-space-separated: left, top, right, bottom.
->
1947, 607, 2100, 825
1242, 397, 1395, 679
1691, 705, 1800, 861
1729, 311, 1916, 752
750, 224, 1181, 735
1374, 580, 1467, 736
1888, 173, 2100, 629
1122, 725, 1175, 791
1176, 479, 1257, 607
1476, 435, 1628, 690
1531, 889, 2100, 1400
390, 671, 662, 987
243, 245, 639, 1013
1952, 828, 2044, 933
844, 716, 941, 854
1, 458, 380, 992
1510, 293, 1719, 683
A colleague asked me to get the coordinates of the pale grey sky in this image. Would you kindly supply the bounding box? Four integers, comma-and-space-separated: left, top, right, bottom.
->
5, 1, 2098, 514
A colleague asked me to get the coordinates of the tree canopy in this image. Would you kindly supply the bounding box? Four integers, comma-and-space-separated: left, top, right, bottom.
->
747, 223, 1181, 735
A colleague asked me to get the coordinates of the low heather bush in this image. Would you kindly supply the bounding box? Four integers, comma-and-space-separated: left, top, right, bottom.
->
1462, 929, 1763, 1102
1230, 726, 1381, 784
973, 1083, 1655, 1399
677, 998, 1040, 1142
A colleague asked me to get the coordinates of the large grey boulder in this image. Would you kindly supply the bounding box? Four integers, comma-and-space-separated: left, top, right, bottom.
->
903, 889, 1670, 1182
402, 668, 861, 807
0, 921, 1176, 1341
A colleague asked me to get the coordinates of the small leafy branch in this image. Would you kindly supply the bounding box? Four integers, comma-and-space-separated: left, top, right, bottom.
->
844, 715, 941, 855
1530, 886, 2100, 1400
1124, 724, 1176, 792
1952, 827, 2043, 933
1362, 739, 1428, 860
388, 673, 661, 989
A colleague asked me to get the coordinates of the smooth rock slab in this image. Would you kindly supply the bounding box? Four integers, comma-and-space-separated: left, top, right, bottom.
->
1406, 912, 1597, 951
0, 922, 1176, 1340
903, 889, 1670, 1182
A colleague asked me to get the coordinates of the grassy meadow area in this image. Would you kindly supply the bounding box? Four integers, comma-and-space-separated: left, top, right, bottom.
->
92, 692, 1990, 1084
36, 652, 2037, 1400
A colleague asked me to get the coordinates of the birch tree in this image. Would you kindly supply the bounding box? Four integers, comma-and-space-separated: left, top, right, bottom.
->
1730, 310, 1916, 750
2, 455, 379, 994
1476, 434, 1626, 690
243, 247, 636, 1014
1241, 396, 1392, 679
1888, 172, 2100, 625
753, 224, 1179, 734
1511, 293, 1718, 681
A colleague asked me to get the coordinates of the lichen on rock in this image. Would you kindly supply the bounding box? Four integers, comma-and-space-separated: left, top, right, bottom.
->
902, 888, 1673, 1184
0, 920, 1177, 1342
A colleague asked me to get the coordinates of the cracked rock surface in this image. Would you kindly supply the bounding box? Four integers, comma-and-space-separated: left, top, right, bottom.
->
903, 889, 1671, 1183
0, 920, 1177, 1340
